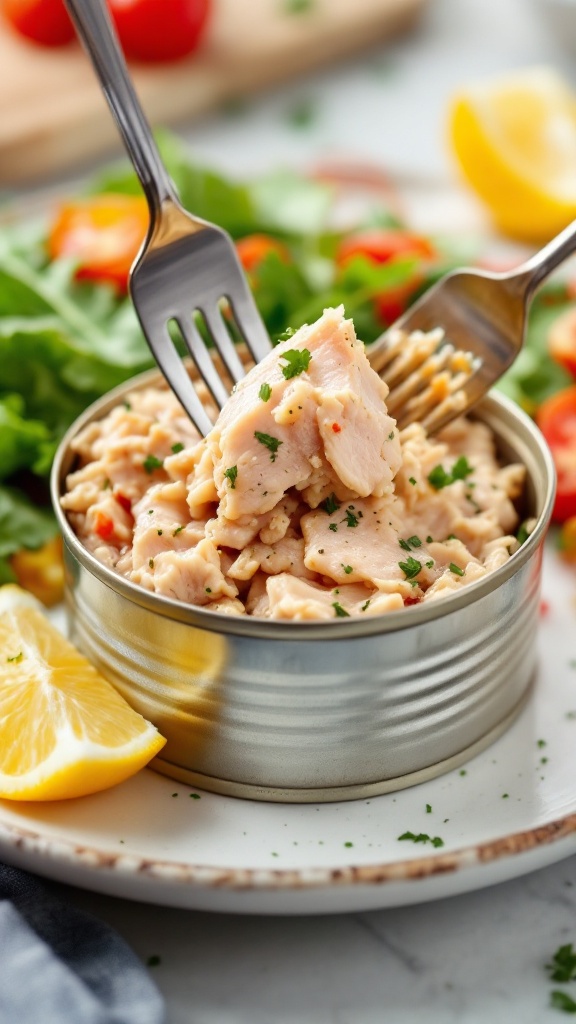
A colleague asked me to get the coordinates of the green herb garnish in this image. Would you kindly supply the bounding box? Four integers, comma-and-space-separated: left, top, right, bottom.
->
259, 383, 272, 402
143, 454, 164, 474
280, 348, 312, 378
322, 493, 340, 515
284, 0, 314, 12
449, 563, 465, 577
408, 476, 417, 486
173, 525, 183, 536
428, 456, 474, 490
342, 564, 353, 574
328, 523, 338, 532
398, 831, 444, 848
407, 535, 421, 548
171, 442, 184, 454
517, 521, 531, 545
332, 601, 350, 618
6, 652, 23, 663
398, 556, 422, 580
343, 509, 359, 528
550, 990, 576, 1013
254, 431, 283, 461
223, 465, 238, 489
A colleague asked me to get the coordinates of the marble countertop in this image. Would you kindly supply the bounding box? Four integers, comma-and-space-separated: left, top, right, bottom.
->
18, 0, 576, 1020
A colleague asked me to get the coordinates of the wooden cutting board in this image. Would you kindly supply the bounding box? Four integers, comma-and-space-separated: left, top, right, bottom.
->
0, 0, 426, 186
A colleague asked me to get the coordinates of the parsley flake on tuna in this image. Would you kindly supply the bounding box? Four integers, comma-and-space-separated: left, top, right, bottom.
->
343, 509, 359, 528
259, 383, 272, 402
428, 456, 474, 490
280, 348, 312, 379
171, 442, 184, 454
254, 431, 283, 461
143, 454, 164, 474
398, 831, 444, 848
449, 563, 465, 577
398, 556, 422, 580
332, 601, 350, 618
223, 465, 238, 489
322, 493, 340, 515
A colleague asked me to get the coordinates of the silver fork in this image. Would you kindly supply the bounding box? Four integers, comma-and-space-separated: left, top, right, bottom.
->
65, 0, 270, 437
367, 219, 576, 434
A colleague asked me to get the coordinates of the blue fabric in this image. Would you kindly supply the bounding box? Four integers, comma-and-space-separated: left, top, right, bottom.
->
0, 863, 165, 1024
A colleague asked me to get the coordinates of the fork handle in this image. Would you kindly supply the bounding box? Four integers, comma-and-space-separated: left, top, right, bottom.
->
64, 0, 177, 216
509, 218, 576, 299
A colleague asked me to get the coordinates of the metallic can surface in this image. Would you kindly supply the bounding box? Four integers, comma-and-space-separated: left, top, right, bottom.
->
51, 375, 555, 802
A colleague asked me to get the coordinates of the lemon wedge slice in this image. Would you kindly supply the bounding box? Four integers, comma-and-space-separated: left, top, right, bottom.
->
449, 67, 576, 241
0, 587, 166, 801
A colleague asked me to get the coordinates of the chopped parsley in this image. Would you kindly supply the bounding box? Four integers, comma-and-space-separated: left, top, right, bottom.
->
449, 563, 465, 577
398, 831, 444, 848
537, 738, 547, 748
547, 945, 576, 983
550, 991, 576, 1013
328, 523, 338, 532
407, 535, 421, 548
143, 454, 164, 474
171, 442, 184, 454
342, 564, 353, 574
6, 652, 23, 663
259, 383, 272, 402
148, 558, 154, 569
399, 539, 411, 552
425, 560, 434, 568
343, 509, 359, 528
398, 556, 422, 580
428, 456, 474, 490
426, 804, 432, 814
388, 431, 395, 440
408, 476, 417, 486
205, 587, 212, 594
254, 431, 283, 461
157, 529, 163, 536
223, 465, 238, 489
361, 600, 371, 612
332, 601, 350, 618
280, 348, 311, 379
173, 525, 183, 536
322, 493, 340, 515
426, 535, 433, 543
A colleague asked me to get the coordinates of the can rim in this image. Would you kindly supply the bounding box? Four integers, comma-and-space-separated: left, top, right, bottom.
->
51, 369, 556, 641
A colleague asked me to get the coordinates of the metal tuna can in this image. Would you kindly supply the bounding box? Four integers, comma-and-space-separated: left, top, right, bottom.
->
51, 374, 555, 803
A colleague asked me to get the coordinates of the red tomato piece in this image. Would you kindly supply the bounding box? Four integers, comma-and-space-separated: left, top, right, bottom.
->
548, 306, 576, 379
0, 0, 75, 45
93, 512, 115, 542
536, 385, 576, 521
336, 229, 436, 328
47, 194, 149, 293
109, 0, 211, 62
235, 234, 290, 274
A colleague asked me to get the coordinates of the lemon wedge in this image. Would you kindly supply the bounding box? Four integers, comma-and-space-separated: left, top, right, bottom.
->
0, 587, 166, 801
449, 68, 576, 242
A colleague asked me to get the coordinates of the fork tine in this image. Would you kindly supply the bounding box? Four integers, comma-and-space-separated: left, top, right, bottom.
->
226, 284, 271, 364
201, 304, 247, 384
142, 321, 214, 436
175, 314, 229, 410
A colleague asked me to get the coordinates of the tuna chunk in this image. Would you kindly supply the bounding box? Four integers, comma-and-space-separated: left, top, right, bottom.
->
206, 307, 401, 520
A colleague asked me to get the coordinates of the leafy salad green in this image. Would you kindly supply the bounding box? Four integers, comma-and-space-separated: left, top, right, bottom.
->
0, 129, 572, 583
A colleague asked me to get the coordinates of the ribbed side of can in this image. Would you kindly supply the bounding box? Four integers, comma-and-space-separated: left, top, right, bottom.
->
68, 541, 540, 794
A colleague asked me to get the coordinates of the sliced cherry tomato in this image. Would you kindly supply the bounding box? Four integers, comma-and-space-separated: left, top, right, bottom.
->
536, 385, 576, 521
336, 228, 436, 328
0, 0, 75, 46
336, 229, 435, 267
109, 0, 211, 62
548, 306, 576, 379
48, 194, 149, 292
235, 234, 290, 274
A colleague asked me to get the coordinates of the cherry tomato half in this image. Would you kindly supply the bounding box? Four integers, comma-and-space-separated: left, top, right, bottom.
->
235, 234, 290, 274
109, 0, 211, 63
47, 194, 149, 292
0, 0, 75, 46
335, 228, 436, 328
536, 385, 576, 522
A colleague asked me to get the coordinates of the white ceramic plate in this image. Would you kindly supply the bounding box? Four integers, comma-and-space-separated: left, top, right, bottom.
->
1, 539, 576, 915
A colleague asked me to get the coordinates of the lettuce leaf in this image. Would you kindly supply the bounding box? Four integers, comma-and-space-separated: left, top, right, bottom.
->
0, 486, 59, 583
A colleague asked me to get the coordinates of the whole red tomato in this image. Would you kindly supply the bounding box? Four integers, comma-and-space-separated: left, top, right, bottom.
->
48, 194, 149, 292
109, 0, 211, 62
0, 0, 75, 46
536, 384, 576, 522
335, 228, 436, 328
